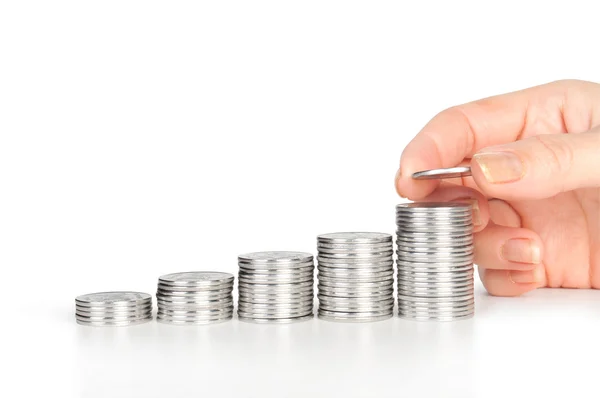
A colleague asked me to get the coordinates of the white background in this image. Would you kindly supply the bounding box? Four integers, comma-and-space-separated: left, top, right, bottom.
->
1, 1, 599, 397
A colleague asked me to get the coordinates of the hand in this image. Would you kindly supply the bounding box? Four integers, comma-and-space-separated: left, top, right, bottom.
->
395, 79, 600, 297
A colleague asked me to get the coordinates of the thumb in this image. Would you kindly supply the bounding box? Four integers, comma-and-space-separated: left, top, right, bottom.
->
470, 128, 600, 200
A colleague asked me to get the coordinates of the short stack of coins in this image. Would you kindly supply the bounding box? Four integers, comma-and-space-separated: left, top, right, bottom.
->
396, 202, 475, 321
75, 292, 153, 326
237, 251, 314, 323
317, 232, 395, 322
156, 272, 234, 325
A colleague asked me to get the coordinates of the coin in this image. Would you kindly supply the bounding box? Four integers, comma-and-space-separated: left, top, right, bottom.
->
158, 272, 234, 286
75, 292, 152, 307
411, 166, 472, 180
238, 315, 313, 324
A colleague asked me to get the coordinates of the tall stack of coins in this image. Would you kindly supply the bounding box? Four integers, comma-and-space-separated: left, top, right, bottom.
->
75, 292, 153, 326
156, 272, 234, 325
237, 251, 314, 323
316, 232, 395, 322
396, 202, 475, 321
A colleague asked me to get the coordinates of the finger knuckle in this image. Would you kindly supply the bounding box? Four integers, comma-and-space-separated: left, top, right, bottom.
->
531, 135, 574, 178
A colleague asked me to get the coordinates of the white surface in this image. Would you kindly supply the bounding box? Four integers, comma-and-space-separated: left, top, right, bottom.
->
1, 1, 599, 397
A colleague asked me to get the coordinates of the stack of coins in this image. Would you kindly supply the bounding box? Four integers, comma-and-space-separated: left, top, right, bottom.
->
237, 251, 314, 323
75, 292, 153, 326
317, 232, 395, 322
156, 272, 234, 325
396, 202, 475, 321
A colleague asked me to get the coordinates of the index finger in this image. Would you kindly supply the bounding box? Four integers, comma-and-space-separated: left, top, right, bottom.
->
395, 81, 568, 200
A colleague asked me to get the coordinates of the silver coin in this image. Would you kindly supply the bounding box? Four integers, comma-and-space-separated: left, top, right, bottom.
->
396, 202, 472, 211
397, 250, 474, 261
396, 262, 474, 272
317, 257, 393, 266
75, 313, 152, 325
317, 287, 394, 297
397, 244, 473, 254
239, 264, 314, 274
156, 294, 233, 302
398, 278, 473, 288
318, 269, 394, 279
318, 278, 393, 288
396, 240, 473, 249
238, 314, 313, 324
239, 288, 314, 299
318, 270, 394, 280
158, 307, 232, 315
238, 281, 313, 291
397, 268, 474, 277
157, 314, 232, 324
158, 271, 234, 286
238, 276, 314, 286
238, 288, 314, 296
399, 307, 474, 316
76, 316, 153, 327
397, 285, 474, 294
396, 212, 473, 220
157, 316, 232, 325
238, 270, 314, 279
75, 292, 152, 307
398, 293, 474, 302
396, 218, 473, 227
398, 313, 473, 322
317, 265, 393, 275
318, 292, 393, 302
237, 308, 313, 319
319, 303, 395, 314
411, 166, 472, 180
317, 249, 394, 257
399, 308, 474, 317
397, 274, 474, 284
157, 283, 234, 293
317, 309, 393, 320
318, 302, 394, 312
76, 306, 153, 317
317, 260, 394, 269
317, 232, 392, 243
157, 301, 234, 310
238, 305, 314, 318
317, 243, 393, 252
238, 299, 313, 309
398, 298, 475, 308
157, 313, 233, 322
157, 286, 232, 295
318, 296, 394, 307
238, 251, 313, 263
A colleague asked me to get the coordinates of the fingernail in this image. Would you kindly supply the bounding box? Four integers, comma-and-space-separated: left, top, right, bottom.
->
509, 265, 545, 284
501, 238, 541, 264
473, 151, 524, 183
452, 198, 481, 226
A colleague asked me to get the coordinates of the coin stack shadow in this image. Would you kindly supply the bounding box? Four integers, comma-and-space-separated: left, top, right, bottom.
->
317, 232, 395, 322
237, 252, 315, 323
396, 202, 475, 321
75, 292, 153, 326
156, 272, 234, 325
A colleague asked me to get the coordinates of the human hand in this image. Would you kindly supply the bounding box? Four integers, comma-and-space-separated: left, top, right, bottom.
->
395, 79, 600, 296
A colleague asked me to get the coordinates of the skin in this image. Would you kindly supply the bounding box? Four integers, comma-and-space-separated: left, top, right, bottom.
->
395, 79, 600, 296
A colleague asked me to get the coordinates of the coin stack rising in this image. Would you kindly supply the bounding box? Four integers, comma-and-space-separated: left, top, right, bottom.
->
237, 251, 314, 323
75, 292, 153, 326
396, 203, 475, 321
316, 232, 395, 322
156, 272, 234, 325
